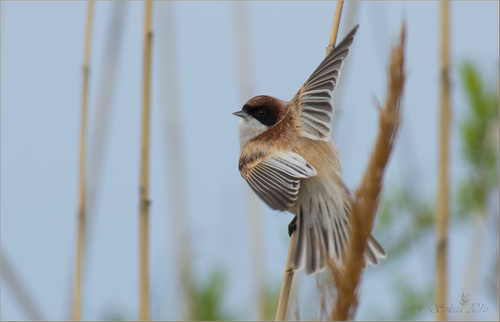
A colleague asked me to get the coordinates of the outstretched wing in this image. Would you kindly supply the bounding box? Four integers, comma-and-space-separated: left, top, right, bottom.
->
240, 152, 317, 211
291, 25, 359, 141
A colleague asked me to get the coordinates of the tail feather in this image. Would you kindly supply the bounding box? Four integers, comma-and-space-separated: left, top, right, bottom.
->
363, 235, 387, 268
288, 177, 386, 275
363, 241, 379, 267
306, 228, 317, 274
368, 235, 387, 258
290, 211, 386, 275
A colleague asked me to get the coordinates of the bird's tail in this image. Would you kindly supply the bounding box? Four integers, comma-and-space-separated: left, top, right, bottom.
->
288, 207, 386, 275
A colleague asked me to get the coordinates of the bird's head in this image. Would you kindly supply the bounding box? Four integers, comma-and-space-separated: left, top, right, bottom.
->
233, 95, 289, 149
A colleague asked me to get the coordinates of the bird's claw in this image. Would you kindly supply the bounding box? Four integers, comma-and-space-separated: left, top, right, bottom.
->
288, 216, 297, 237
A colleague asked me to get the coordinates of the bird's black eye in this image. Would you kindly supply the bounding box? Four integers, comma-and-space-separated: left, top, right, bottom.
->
246, 103, 277, 126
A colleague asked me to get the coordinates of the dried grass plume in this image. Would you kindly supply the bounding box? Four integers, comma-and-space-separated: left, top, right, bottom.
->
330, 22, 407, 321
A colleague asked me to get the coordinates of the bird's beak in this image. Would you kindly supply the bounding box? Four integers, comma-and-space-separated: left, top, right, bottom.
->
232, 110, 248, 118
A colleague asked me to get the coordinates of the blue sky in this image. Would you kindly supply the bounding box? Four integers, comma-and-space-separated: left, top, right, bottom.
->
1, 1, 499, 320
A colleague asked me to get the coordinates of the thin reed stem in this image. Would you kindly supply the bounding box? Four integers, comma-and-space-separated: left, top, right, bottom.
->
65, 5, 126, 319
436, 2, 450, 320
326, 1, 344, 56
88, 1, 126, 224
2, 253, 45, 320
73, 2, 94, 320
139, 1, 153, 320
275, 233, 297, 321
275, 3, 345, 320
330, 23, 406, 321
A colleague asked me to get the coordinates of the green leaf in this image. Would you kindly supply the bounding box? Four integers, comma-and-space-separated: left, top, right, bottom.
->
458, 61, 499, 216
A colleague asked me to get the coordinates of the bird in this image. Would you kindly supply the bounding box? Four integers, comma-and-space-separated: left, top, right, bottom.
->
232, 25, 386, 275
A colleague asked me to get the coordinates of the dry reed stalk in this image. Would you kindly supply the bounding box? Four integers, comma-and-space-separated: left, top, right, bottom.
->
275, 232, 297, 321
233, 2, 267, 319
326, 1, 344, 56
139, 1, 153, 320
436, 2, 450, 320
64, 5, 126, 319
1, 253, 45, 320
88, 1, 126, 222
330, 23, 406, 321
275, 3, 345, 320
73, 2, 94, 320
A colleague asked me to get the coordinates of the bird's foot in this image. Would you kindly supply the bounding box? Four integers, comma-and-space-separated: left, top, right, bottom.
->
288, 216, 297, 237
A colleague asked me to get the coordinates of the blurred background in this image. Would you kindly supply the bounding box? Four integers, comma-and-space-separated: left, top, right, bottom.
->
1, 1, 498, 320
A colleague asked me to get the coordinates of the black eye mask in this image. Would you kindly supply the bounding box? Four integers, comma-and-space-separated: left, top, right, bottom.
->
242, 104, 278, 127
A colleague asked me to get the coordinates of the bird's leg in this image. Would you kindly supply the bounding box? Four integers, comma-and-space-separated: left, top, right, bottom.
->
288, 216, 297, 237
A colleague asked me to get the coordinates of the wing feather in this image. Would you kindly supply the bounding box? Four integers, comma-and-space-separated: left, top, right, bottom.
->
247, 175, 282, 209
243, 152, 317, 211
291, 25, 359, 141
252, 170, 292, 206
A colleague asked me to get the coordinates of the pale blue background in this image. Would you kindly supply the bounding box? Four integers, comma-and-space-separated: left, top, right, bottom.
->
1, 1, 499, 320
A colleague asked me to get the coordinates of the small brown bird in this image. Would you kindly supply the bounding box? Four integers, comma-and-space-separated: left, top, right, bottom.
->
233, 25, 386, 275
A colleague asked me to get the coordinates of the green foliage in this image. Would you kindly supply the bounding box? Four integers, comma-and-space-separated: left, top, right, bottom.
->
370, 61, 499, 320
376, 61, 499, 255
187, 268, 234, 321
373, 187, 438, 320
393, 278, 433, 320
457, 62, 499, 218
185, 269, 279, 320
377, 185, 435, 259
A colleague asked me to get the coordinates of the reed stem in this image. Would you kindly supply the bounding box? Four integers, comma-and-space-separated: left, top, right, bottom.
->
275, 233, 297, 321
275, 3, 344, 320
73, 2, 94, 320
88, 1, 126, 224
139, 1, 153, 320
2, 253, 45, 320
436, 2, 450, 321
326, 1, 344, 56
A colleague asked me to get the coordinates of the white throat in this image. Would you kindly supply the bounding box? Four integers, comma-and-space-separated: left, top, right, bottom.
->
238, 117, 269, 152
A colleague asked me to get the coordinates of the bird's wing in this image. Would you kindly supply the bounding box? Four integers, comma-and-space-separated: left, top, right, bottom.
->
240, 151, 317, 211
290, 25, 358, 141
